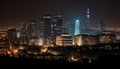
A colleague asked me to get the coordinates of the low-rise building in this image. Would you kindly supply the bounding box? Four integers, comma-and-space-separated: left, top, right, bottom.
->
98, 34, 115, 44
56, 33, 73, 46
74, 35, 98, 46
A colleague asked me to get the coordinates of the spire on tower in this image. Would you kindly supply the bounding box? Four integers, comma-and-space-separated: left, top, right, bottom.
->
87, 8, 90, 14
86, 8, 91, 34
87, 8, 90, 20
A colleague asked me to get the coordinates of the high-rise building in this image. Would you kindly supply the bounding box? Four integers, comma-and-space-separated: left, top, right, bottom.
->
68, 22, 75, 36
53, 14, 63, 36
37, 19, 46, 46
83, 8, 91, 35
99, 21, 105, 33
42, 15, 52, 37
75, 19, 81, 35
38, 19, 44, 37
86, 8, 90, 31
20, 22, 28, 45
7, 28, 18, 46
27, 20, 38, 38
0, 31, 7, 47
51, 14, 63, 46
38, 15, 52, 46
0, 31, 7, 55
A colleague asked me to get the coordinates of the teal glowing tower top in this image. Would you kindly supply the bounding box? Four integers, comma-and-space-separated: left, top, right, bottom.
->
74, 19, 81, 35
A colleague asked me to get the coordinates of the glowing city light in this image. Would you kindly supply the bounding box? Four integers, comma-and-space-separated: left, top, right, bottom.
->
16, 32, 20, 38
41, 46, 48, 53
39, 38, 43, 46
75, 19, 81, 35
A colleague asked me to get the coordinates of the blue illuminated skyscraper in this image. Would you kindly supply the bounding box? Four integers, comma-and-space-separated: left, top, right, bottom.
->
74, 19, 81, 35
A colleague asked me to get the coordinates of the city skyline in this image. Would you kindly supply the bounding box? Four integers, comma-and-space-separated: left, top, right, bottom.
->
0, 0, 120, 31
0, 0, 120, 64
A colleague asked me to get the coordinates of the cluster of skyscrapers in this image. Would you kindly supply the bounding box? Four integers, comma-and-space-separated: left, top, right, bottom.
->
0, 8, 118, 48
18, 14, 63, 46
5, 8, 109, 47
0, 8, 120, 56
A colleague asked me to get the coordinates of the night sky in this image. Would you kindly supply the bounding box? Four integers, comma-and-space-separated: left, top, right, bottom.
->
0, 0, 120, 31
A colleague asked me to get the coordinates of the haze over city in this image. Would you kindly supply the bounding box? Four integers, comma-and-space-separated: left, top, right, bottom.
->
0, 0, 120, 31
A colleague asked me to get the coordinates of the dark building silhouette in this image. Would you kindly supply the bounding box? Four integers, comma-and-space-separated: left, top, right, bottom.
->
42, 15, 52, 37
99, 21, 105, 33
27, 20, 38, 38
20, 22, 28, 45
7, 28, 17, 46
53, 14, 63, 36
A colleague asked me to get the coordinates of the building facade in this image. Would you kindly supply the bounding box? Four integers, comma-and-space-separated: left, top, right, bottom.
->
74, 35, 98, 46
56, 33, 73, 46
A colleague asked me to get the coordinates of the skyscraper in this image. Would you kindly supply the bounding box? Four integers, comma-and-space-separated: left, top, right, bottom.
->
42, 15, 52, 37
86, 8, 90, 30
67, 22, 75, 36
83, 8, 91, 35
20, 22, 28, 45
75, 19, 81, 35
38, 15, 52, 46
51, 14, 63, 46
53, 14, 63, 36
7, 28, 17, 46
27, 20, 38, 38
38, 19, 44, 37
99, 21, 105, 33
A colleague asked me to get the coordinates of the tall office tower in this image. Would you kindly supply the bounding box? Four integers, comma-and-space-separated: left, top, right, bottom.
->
20, 22, 28, 45
74, 19, 81, 35
49, 14, 63, 46
7, 28, 17, 46
38, 19, 44, 37
53, 14, 63, 36
99, 21, 105, 33
38, 15, 52, 46
35, 19, 45, 46
68, 22, 75, 36
64, 21, 75, 36
42, 15, 52, 37
83, 8, 91, 34
86, 8, 90, 30
27, 20, 38, 38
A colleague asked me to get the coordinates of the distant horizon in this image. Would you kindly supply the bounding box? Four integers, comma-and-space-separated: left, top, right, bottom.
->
0, 26, 120, 32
